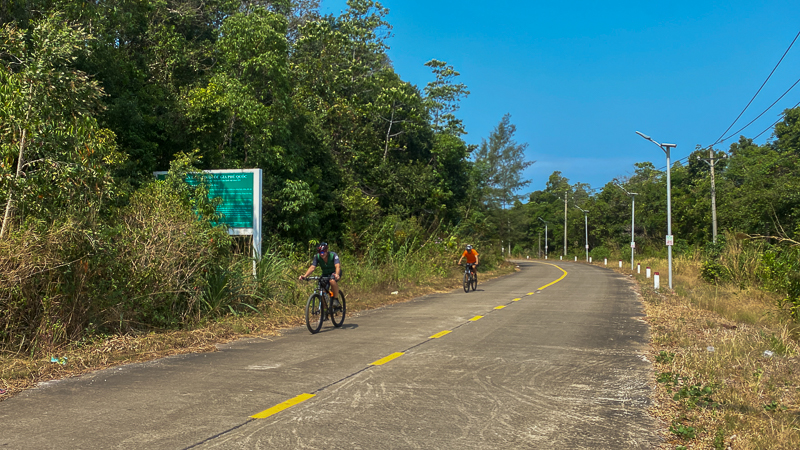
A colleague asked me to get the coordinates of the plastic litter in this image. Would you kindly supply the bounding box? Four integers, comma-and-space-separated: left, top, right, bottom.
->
706, 346, 715, 352
764, 350, 774, 357
391, 291, 399, 295
0, 389, 7, 394
50, 356, 67, 365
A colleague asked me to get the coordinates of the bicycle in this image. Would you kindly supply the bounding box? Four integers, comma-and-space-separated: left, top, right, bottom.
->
463, 263, 477, 292
302, 276, 346, 334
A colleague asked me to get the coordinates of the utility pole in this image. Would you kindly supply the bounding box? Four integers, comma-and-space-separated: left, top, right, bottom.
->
615, 183, 638, 270
563, 192, 568, 256
575, 205, 589, 261
538, 217, 548, 259
697, 149, 727, 244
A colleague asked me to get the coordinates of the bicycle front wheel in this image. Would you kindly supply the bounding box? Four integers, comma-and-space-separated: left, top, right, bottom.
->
305, 293, 324, 334
331, 291, 346, 328
471, 271, 478, 291
463, 272, 470, 293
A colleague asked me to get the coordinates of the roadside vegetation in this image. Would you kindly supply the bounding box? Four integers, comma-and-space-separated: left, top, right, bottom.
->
3, 4, 800, 449
590, 233, 800, 449
1, 1, 523, 398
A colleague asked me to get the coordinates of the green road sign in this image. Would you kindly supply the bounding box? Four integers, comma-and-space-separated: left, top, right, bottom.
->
186, 172, 254, 229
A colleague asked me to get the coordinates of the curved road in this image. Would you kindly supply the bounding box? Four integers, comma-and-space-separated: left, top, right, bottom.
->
1, 261, 661, 449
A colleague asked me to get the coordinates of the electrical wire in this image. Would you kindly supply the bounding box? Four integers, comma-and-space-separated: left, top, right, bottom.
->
710, 29, 800, 146
752, 99, 800, 140
718, 77, 800, 144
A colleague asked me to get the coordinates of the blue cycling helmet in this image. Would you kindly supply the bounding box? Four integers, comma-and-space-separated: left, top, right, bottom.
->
466, 244, 473, 251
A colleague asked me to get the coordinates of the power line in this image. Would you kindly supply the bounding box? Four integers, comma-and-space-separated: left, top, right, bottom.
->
648, 97, 800, 173
710, 29, 800, 146
753, 99, 800, 140
718, 76, 800, 144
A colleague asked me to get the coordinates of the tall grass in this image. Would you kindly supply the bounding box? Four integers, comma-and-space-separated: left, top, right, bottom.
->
601, 233, 800, 449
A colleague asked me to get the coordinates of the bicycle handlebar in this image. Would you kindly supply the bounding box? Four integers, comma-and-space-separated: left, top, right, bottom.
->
302, 275, 337, 281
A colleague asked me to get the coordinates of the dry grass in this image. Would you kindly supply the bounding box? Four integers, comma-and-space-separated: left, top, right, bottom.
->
0, 263, 516, 401
599, 255, 800, 449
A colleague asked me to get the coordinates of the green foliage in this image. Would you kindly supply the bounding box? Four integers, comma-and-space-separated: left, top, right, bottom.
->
672, 383, 719, 409
670, 421, 697, 440
655, 350, 675, 364
700, 260, 729, 284
760, 245, 800, 320
589, 246, 611, 260
0, 13, 126, 236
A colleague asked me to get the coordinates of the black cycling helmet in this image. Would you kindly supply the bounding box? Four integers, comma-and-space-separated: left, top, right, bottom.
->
466, 244, 473, 251
317, 242, 329, 253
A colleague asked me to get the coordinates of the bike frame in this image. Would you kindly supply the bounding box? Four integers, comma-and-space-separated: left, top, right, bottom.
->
306, 276, 333, 304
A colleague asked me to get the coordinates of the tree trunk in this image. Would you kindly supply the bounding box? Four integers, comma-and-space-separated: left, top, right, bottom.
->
1, 126, 28, 239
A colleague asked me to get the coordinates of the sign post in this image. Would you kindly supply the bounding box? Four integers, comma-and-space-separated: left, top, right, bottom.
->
155, 169, 263, 274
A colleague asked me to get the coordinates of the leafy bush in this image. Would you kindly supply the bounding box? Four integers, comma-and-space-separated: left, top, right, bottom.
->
760, 246, 800, 320
700, 260, 729, 284
589, 246, 611, 260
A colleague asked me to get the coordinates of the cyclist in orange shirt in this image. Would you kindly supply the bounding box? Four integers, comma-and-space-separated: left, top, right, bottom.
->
458, 244, 479, 275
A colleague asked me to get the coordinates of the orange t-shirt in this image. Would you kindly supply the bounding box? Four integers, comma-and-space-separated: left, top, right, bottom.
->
462, 249, 479, 264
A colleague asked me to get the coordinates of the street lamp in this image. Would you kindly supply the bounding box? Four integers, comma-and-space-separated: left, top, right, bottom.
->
574, 205, 589, 261
538, 217, 548, 259
636, 131, 676, 289
696, 149, 727, 244
614, 183, 638, 270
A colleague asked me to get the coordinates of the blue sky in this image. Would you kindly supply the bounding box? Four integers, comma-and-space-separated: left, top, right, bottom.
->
320, 0, 800, 194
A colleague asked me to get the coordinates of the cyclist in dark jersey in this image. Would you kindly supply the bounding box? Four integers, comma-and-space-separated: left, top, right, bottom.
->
299, 242, 341, 301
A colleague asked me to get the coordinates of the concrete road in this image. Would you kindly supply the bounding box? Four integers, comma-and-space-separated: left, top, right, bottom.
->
0, 261, 661, 449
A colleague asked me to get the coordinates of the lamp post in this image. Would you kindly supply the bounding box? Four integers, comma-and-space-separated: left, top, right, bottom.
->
697, 149, 727, 244
563, 193, 568, 257
636, 131, 676, 289
614, 183, 638, 270
538, 217, 548, 259
575, 205, 589, 261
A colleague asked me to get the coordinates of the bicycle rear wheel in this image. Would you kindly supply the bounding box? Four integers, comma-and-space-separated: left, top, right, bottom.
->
463, 272, 470, 293
305, 293, 324, 334
331, 291, 346, 328
471, 271, 478, 291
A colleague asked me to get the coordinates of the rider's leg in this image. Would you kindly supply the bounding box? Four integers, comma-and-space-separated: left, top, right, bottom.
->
330, 279, 339, 301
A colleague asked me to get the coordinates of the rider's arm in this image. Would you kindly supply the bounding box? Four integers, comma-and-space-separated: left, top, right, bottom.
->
300, 256, 318, 280
334, 263, 341, 280
299, 265, 315, 280
457, 254, 464, 264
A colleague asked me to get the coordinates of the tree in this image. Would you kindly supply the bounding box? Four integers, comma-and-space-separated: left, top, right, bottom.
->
472, 114, 533, 249
0, 14, 124, 237
423, 59, 469, 136
473, 114, 534, 210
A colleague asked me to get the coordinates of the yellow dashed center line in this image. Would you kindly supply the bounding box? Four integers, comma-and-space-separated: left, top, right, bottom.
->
249, 263, 570, 423
429, 330, 452, 339
251, 393, 315, 419
370, 352, 405, 366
